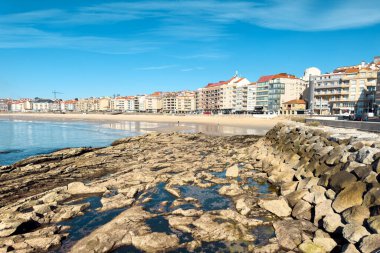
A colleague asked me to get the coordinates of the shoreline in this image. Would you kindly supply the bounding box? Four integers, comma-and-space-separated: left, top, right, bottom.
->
0, 113, 286, 136
0, 113, 285, 128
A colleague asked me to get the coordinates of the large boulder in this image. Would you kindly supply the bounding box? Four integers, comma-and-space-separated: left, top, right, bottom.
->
313, 238, 337, 252
292, 200, 312, 220
329, 171, 356, 192
342, 205, 370, 225
298, 242, 326, 253
342, 224, 370, 244
359, 234, 380, 253
363, 186, 380, 207
314, 199, 335, 226
323, 213, 343, 233
286, 190, 308, 207
258, 197, 292, 217
332, 182, 366, 213
273, 220, 302, 250
367, 215, 380, 233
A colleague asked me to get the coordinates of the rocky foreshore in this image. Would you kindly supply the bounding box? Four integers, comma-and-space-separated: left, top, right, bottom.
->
0, 123, 379, 253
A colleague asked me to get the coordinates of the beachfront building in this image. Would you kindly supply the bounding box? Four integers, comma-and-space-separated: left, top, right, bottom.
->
96, 97, 111, 112
310, 58, 379, 115
268, 74, 307, 113
110, 97, 128, 111
282, 99, 306, 115
196, 74, 250, 114
255, 74, 306, 113
176, 91, 196, 113
0, 99, 9, 112
256, 75, 272, 112
145, 92, 162, 113
247, 83, 257, 112
63, 100, 77, 112
32, 98, 54, 112
233, 78, 251, 113
162, 92, 177, 113
137, 95, 146, 112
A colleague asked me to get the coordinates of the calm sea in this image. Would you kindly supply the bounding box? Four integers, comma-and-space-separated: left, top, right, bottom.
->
0, 119, 139, 165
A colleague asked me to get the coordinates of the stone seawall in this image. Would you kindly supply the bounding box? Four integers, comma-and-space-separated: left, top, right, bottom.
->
250, 123, 380, 252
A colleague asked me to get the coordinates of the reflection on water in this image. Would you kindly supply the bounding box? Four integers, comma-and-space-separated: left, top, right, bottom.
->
102, 121, 268, 136
0, 119, 138, 165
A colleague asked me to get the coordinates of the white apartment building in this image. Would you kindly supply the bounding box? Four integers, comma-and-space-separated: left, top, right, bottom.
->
310, 59, 379, 115
247, 83, 257, 112
110, 97, 128, 111
162, 93, 177, 113
176, 91, 196, 113
145, 92, 162, 113
138, 95, 146, 112
32, 99, 54, 112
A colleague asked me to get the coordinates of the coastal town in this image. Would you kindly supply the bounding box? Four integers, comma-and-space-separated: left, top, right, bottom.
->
1, 56, 380, 118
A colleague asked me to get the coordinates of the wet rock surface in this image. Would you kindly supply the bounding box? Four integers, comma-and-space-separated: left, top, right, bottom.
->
0, 132, 278, 252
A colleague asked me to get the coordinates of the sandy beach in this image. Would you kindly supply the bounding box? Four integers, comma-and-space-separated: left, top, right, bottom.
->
0, 113, 285, 127
0, 113, 287, 136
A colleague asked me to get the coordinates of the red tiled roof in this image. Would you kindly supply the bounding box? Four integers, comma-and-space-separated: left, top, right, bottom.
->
345, 68, 359, 73
205, 76, 237, 88
257, 75, 274, 83
150, 92, 162, 97
272, 73, 297, 79
283, 99, 306, 105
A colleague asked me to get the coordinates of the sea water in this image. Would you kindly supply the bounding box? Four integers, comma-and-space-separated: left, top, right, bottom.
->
0, 119, 139, 165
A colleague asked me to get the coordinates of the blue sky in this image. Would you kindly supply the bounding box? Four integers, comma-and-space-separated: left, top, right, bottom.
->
0, 0, 380, 99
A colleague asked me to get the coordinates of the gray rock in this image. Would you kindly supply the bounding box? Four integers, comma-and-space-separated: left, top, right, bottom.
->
314, 199, 335, 226
359, 234, 380, 253
342, 224, 370, 244
281, 181, 298, 196
325, 189, 336, 200
323, 213, 343, 233
273, 219, 317, 251
313, 237, 337, 252
363, 186, 380, 207
356, 147, 378, 164
332, 182, 366, 213
329, 171, 356, 192
258, 197, 292, 217
292, 200, 312, 220
132, 232, 179, 252
298, 242, 326, 253
226, 164, 239, 178
367, 215, 380, 233
286, 190, 308, 207
342, 205, 370, 225
66, 182, 107, 195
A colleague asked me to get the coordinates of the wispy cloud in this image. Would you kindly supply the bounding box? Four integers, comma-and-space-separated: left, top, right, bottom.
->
135, 65, 177, 71
0, 25, 159, 54
180, 67, 204, 72
0, 0, 379, 52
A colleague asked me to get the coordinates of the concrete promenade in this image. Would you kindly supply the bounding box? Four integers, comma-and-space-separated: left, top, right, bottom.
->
306, 118, 380, 133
